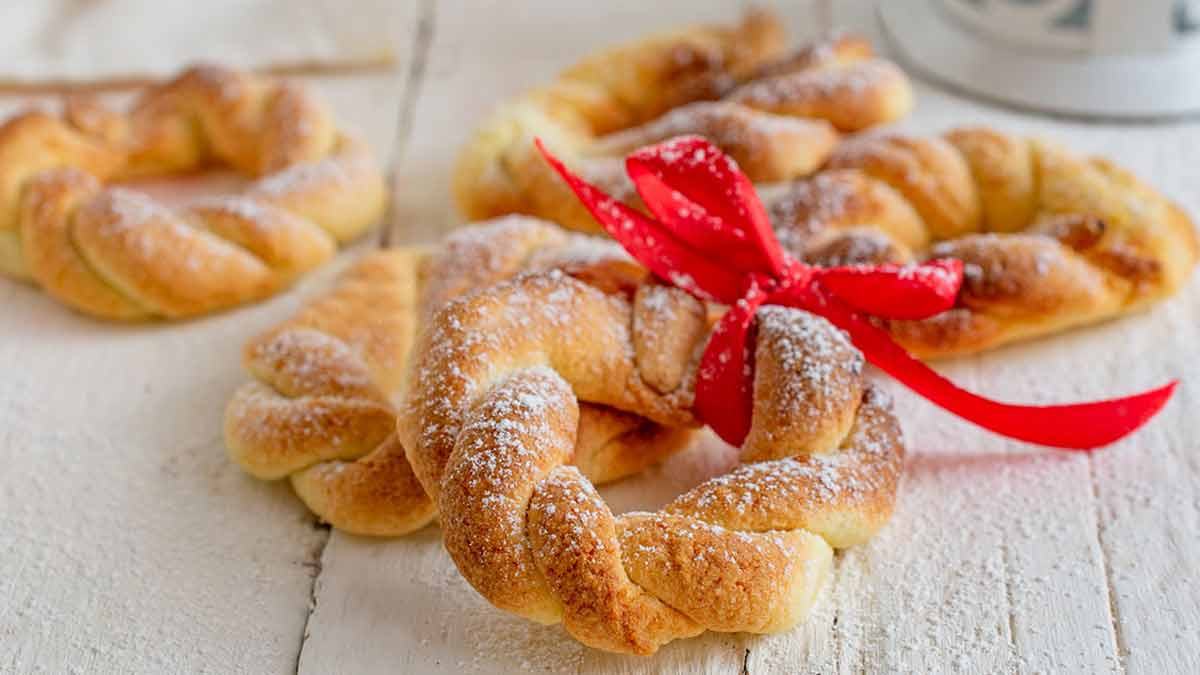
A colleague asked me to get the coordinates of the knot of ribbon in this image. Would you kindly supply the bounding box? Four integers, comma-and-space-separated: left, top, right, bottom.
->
535, 135, 1176, 450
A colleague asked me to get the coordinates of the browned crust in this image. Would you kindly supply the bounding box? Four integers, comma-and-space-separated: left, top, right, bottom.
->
0, 64, 386, 319
453, 11, 912, 232
825, 133, 982, 240
224, 217, 693, 536
402, 272, 903, 654
765, 127, 1199, 358
588, 101, 839, 182
728, 58, 913, 133
667, 385, 903, 549
528, 467, 703, 654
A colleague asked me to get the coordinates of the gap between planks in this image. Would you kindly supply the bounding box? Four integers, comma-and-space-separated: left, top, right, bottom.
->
378, 0, 438, 248
294, 522, 332, 674
1088, 458, 1129, 675
292, 0, 438, 671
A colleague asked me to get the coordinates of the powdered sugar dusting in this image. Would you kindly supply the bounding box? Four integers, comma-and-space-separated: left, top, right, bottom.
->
755, 306, 862, 432
593, 101, 827, 173
250, 329, 375, 396
87, 189, 214, 271
252, 151, 362, 197
411, 548, 586, 672
402, 263, 907, 653
730, 59, 899, 110
190, 195, 273, 222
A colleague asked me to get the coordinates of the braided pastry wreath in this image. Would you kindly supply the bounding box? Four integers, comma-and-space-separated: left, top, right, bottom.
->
0, 64, 386, 319
399, 269, 901, 655
765, 129, 1199, 357
455, 13, 1197, 357
225, 217, 694, 536
454, 11, 913, 234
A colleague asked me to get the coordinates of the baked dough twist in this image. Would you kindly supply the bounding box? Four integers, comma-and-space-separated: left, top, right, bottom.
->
225, 216, 693, 536
0, 64, 386, 319
454, 11, 912, 234
400, 272, 904, 654
763, 128, 1199, 357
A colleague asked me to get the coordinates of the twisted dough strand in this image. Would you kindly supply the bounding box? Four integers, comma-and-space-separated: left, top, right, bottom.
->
766, 128, 1199, 357
402, 273, 904, 654
0, 64, 386, 319
454, 12, 912, 234
225, 217, 694, 536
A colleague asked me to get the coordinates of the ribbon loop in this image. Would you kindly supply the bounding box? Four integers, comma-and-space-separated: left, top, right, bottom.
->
536, 139, 745, 303
627, 136, 784, 277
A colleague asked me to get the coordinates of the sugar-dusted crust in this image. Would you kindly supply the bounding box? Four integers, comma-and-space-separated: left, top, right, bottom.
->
401, 272, 904, 654
0, 64, 386, 319
453, 11, 912, 233
224, 216, 695, 536
766, 128, 1200, 358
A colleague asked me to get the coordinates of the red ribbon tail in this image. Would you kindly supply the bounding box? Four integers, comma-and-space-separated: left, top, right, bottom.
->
695, 283, 768, 447
808, 294, 1176, 450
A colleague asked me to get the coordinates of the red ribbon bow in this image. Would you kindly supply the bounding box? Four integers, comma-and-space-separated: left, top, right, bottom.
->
535, 135, 1176, 450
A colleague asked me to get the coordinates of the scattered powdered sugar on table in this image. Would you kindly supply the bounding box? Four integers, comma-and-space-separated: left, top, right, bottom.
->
411, 550, 587, 673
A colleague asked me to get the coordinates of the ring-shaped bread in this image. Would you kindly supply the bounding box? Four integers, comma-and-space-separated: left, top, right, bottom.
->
0, 64, 386, 319
454, 11, 913, 234
400, 270, 905, 655
763, 128, 1199, 357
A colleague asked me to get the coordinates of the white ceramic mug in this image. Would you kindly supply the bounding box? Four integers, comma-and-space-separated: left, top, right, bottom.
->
939, 0, 1198, 54
880, 0, 1200, 117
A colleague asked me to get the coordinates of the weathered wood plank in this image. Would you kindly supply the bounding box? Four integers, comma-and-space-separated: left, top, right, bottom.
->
0, 263, 326, 673
1061, 117, 1200, 675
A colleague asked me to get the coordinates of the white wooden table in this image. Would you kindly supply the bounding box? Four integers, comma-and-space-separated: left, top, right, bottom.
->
3, 2, 1199, 673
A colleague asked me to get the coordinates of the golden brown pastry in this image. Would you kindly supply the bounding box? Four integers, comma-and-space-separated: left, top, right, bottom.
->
400, 272, 904, 655
224, 216, 693, 536
0, 64, 386, 319
454, 11, 912, 233
765, 128, 1199, 357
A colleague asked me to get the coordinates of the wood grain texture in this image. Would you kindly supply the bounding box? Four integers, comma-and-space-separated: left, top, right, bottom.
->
0, 269, 321, 673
